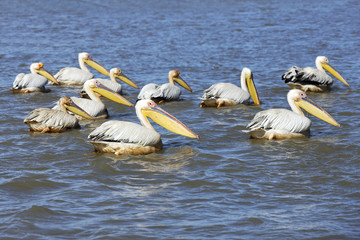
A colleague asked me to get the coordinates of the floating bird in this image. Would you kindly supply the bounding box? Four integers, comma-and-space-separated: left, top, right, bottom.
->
282, 56, 350, 92
54, 52, 109, 85
53, 79, 134, 119
137, 70, 192, 102
88, 99, 199, 155
10, 62, 59, 93
24, 97, 94, 133
244, 89, 340, 140
199, 67, 260, 108
79, 68, 139, 98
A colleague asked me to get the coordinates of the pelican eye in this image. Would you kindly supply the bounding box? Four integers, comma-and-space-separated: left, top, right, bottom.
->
148, 101, 157, 108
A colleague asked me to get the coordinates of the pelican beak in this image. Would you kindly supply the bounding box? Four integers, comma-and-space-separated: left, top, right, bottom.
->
83, 58, 110, 77
321, 62, 350, 87
65, 99, 94, 120
141, 105, 199, 139
36, 66, 59, 85
296, 97, 340, 127
92, 82, 134, 107
174, 75, 192, 92
115, 71, 139, 89
246, 73, 260, 105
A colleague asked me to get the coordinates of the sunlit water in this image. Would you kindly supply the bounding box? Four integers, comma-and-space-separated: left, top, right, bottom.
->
1, 0, 360, 239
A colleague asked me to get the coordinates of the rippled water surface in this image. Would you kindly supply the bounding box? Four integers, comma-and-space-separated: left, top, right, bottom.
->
1, 0, 360, 239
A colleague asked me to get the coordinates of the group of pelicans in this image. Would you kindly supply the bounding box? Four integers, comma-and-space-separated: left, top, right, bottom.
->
10, 53, 350, 155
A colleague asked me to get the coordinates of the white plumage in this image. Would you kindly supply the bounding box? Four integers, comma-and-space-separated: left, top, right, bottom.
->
13, 73, 49, 92
246, 108, 311, 137
54, 52, 109, 85
282, 56, 349, 92
53, 79, 133, 119
10, 63, 59, 93
79, 68, 138, 97
137, 70, 192, 102
200, 68, 260, 107
88, 99, 199, 155
244, 89, 339, 140
89, 120, 161, 147
202, 83, 250, 103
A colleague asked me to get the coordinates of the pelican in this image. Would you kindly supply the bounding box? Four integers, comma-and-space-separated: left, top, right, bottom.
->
24, 97, 94, 133
88, 99, 199, 155
137, 70, 192, 102
244, 89, 340, 140
54, 52, 110, 85
282, 56, 350, 92
79, 68, 139, 98
199, 67, 260, 108
53, 79, 134, 119
10, 62, 59, 93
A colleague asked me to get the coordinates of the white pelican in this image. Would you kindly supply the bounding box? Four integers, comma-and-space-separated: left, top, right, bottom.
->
137, 70, 192, 102
24, 97, 94, 133
282, 56, 350, 92
53, 79, 134, 119
244, 89, 340, 140
10, 62, 59, 93
88, 99, 199, 155
199, 67, 261, 108
54, 52, 110, 85
79, 68, 139, 98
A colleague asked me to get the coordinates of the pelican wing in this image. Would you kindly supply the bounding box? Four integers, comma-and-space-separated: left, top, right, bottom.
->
55, 67, 94, 84
201, 83, 250, 103
247, 108, 312, 133
88, 120, 161, 147
24, 108, 79, 128
13, 73, 48, 89
137, 83, 160, 99
282, 66, 333, 86
152, 83, 181, 100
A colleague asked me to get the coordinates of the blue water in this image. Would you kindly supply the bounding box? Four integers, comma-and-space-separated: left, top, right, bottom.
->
1, 0, 360, 239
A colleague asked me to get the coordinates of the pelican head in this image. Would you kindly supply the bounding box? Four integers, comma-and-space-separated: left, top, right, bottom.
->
110, 68, 139, 89
169, 70, 192, 92
316, 56, 350, 87
30, 62, 59, 85
60, 97, 94, 120
288, 89, 340, 127
87, 79, 134, 107
79, 52, 110, 77
136, 99, 199, 138
241, 67, 261, 105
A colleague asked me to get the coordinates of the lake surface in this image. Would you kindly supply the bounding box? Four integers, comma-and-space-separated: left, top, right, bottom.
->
1, 0, 360, 239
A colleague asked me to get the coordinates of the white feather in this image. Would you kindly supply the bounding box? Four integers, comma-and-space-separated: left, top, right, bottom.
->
88, 120, 161, 147
247, 108, 311, 133
201, 83, 250, 104
12, 73, 48, 91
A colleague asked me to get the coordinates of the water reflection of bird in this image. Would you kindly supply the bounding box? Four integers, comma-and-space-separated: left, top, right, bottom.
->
282, 56, 350, 92
200, 67, 260, 108
88, 99, 199, 155
137, 70, 192, 102
10, 62, 59, 93
24, 97, 93, 133
54, 52, 109, 85
79, 68, 139, 98
53, 79, 134, 119
244, 89, 340, 140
